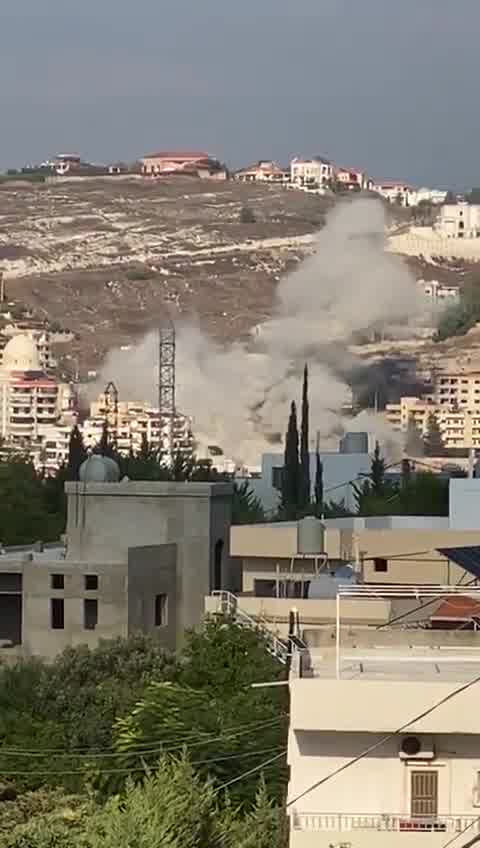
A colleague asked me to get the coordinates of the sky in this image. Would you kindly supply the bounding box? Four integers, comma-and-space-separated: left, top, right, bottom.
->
1, 0, 479, 187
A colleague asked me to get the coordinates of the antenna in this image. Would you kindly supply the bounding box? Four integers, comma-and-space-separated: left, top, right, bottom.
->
104, 381, 119, 440
159, 320, 176, 464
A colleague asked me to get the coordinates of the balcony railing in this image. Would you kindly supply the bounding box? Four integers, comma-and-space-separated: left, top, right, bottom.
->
292, 813, 480, 834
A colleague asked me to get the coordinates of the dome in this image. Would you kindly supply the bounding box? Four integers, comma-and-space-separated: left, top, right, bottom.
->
79, 454, 120, 483
2, 335, 40, 372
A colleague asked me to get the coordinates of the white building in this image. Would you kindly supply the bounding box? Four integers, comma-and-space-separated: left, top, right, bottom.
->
437, 204, 480, 239
234, 160, 289, 184
417, 279, 460, 305
410, 187, 448, 206
372, 181, 414, 206
0, 335, 74, 448
291, 156, 334, 189
288, 583, 480, 848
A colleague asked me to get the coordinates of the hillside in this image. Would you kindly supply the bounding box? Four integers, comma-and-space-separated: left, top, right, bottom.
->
0, 178, 331, 375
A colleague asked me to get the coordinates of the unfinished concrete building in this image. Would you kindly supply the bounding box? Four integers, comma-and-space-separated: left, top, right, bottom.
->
0, 477, 233, 660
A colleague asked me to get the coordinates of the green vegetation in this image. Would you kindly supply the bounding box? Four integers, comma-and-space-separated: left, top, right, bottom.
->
0, 621, 287, 847
239, 205, 256, 224
435, 279, 480, 342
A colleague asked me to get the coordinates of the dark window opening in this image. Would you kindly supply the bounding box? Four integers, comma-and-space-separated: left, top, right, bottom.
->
271, 466, 283, 491
0, 595, 22, 644
154, 594, 168, 627
0, 573, 22, 592
51, 574, 64, 590
84, 574, 98, 591
51, 598, 64, 629
213, 539, 224, 591
374, 558, 388, 573
84, 599, 98, 630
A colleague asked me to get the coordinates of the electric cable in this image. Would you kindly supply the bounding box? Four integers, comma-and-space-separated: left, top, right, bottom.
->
286, 670, 480, 809
0, 714, 288, 758
0, 745, 286, 778
441, 815, 480, 848
214, 749, 287, 794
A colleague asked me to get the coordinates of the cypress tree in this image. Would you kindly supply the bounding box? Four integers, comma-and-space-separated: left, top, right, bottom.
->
314, 430, 323, 513
299, 363, 310, 509
282, 401, 300, 519
423, 413, 445, 457
67, 424, 87, 480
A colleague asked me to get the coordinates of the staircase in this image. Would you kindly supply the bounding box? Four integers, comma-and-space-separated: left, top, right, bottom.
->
210, 590, 291, 665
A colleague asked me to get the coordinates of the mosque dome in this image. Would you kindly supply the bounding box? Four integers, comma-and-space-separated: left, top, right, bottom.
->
2, 335, 40, 372
79, 454, 121, 483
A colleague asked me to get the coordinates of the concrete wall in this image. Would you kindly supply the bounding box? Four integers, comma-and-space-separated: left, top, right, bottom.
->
19, 558, 128, 658
288, 731, 480, 848
127, 544, 177, 650
450, 479, 480, 530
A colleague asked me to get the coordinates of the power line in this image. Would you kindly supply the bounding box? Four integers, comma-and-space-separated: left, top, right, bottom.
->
0, 715, 288, 758
441, 816, 480, 848
214, 749, 287, 794
0, 746, 286, 778
286, 670, 480, 809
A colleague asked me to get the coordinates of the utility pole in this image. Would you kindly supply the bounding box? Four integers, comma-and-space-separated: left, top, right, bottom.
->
0, 272, 5, 304
159, 320, 176, 464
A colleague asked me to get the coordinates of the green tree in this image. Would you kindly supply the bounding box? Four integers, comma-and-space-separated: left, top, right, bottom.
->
281, 401, 300, 519
423, 412, 445, 456
221, 777, 287, 848
299, 364, 310, 510
313, 432, 323, 514
67, 425, 87, 481
239, 205, 256, 224
111, 618, 288, 804
0, 458, 64, 545
370, 441, 387, 495
232, 481, 265, 524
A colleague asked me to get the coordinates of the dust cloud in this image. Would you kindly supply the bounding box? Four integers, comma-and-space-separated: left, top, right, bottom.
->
95, 199, 419, 464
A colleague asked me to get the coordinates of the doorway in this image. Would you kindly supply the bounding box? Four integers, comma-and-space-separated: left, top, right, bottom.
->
411, 771, 438, 819
213, 539, 224, 592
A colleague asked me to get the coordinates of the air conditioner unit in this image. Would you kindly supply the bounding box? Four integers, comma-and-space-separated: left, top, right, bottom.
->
399, 735, 435, 760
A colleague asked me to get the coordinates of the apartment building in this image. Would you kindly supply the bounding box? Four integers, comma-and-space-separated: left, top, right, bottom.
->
288, 583, 480, 848
0, 335, 74, 447
438, 203, 480, 238
290, 156, 333, 188
83, 394, 193, 457
372, 181, 414, 205
417, 279, 459, 305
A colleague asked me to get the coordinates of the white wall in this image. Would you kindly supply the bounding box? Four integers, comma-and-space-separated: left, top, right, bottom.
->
449, 478, 480, 530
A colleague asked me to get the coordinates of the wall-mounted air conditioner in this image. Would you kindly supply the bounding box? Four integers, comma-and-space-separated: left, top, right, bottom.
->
399, 735, 435, 760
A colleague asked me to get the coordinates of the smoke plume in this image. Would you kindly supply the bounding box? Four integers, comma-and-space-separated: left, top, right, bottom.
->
94, 199, 420, 464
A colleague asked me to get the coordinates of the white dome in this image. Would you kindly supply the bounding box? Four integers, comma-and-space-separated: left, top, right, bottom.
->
2, 335, 41, 372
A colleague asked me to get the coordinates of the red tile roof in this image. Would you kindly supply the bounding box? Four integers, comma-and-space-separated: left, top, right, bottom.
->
432, 596, 480, 619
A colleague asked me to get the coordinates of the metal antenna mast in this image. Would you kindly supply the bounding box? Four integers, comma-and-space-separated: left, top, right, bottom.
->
158, 320, 176, 463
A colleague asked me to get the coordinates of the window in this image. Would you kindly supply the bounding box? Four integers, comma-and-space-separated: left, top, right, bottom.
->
51, 598, 64, 629
84, 574, 98, 591
84, 599, 98, 630
0, 573, 22, 592
411, 771, 438, 818
374, 558, 388, 573
51, 574, 64, 590
155, 594, 168, 627
271, 466, 283, 490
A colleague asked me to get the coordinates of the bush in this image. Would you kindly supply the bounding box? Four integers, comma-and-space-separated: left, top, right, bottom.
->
239, 206, 256, 224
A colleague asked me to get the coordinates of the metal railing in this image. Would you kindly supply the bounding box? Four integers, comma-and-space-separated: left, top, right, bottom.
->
292, 812, 480, 834
210, 590, 290, 664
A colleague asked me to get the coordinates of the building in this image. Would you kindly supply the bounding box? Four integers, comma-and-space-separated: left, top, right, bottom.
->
410, 187, 448, 206
0, 475, 233, 659
0, 335, 74, 449
140, 151, 221, 176
290, 156, 334, 189
372, 181, 414, 206
234, 161, 289, 184
437, 203, 480, 239
335, 166, 367, 190
288, 583, 480, 848
242, 436, 371, 515
83, 393, 194, 458
417, 279, 460, 305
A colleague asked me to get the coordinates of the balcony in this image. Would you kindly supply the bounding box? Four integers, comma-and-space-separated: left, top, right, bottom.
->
292, 813, 480, 835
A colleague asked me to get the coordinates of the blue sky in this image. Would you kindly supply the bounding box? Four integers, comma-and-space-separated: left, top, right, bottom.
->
1, 0, 479, 186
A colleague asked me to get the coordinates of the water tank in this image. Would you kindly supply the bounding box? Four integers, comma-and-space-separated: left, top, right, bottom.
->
79, 455, 120, 483
340, 432, 369, 454
297, 516, 325, 555
308, 564, 358, 599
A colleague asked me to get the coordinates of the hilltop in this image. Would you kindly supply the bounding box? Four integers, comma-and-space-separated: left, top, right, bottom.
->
0, 178, 330, 375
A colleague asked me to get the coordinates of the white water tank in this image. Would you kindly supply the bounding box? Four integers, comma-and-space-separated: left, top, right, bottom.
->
297, 516, 325, 555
